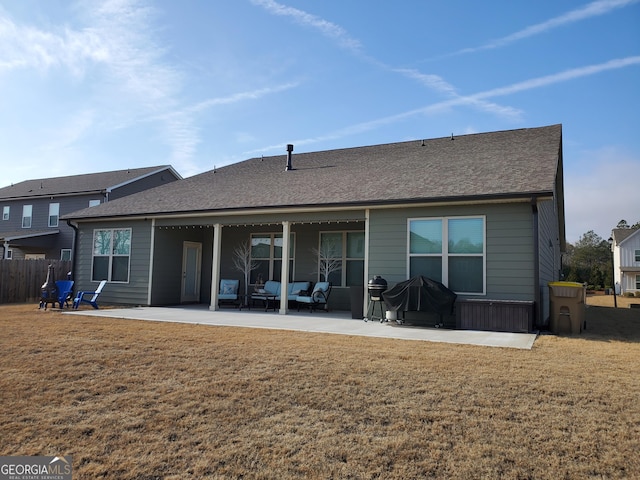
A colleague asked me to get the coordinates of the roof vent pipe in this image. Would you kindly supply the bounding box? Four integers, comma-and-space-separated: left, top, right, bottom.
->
286, 144, 294, 171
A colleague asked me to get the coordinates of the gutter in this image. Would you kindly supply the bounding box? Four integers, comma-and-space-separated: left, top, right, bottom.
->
63, 191, 555, 223
66, 219, 79, 280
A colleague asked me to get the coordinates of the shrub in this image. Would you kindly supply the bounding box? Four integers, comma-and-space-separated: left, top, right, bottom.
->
624, 292, 635, 297
635, 291, 640, 298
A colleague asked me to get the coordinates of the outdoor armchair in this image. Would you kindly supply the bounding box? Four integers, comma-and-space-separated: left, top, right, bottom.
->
218, 279, 240, 308
73, 280, 107, 309
55, 280, 74, 309
296, 282, 331, 312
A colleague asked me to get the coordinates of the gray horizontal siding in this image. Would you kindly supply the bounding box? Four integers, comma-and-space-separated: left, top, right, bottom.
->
74, 220, 151, 306
368, 202, 535, 301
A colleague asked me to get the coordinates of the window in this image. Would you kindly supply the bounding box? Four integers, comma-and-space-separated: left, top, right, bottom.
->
5, 249, 12, 259
92, 228, 131, 282
635, 250, 640, 263
636, 275, 640, 290
318, 231, 365, 286
61, 249, 72, 261
48, 203, 60, 227
2, 206, 8, 220
89, 199, 101, 207
22, 205, 32, 228
408, 216, 485, 294
250, 233, 295, 283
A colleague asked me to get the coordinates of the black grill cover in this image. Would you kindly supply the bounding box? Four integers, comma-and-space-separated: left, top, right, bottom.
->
381, 276, 457, 315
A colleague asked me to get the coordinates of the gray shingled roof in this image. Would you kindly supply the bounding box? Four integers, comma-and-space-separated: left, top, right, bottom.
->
65, 125, 562, 220
612, 228, 640, 245
0, 166, 179, 200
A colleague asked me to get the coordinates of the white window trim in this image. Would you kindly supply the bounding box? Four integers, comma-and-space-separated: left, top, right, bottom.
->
61, 249, 72, 261
49, 203, 60, 227
635, 249, 640, 263
2, 206, 8, 221
22, 205, 32, 228
91, 228, 132, 283
407, 215, 486, 295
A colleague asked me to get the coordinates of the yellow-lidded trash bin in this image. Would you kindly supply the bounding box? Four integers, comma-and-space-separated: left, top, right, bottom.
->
548, 282, 586, 334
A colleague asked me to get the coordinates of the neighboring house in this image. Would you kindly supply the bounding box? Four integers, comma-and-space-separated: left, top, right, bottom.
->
63, 125, 565, 331
0, 166, 182, 261
610, 228, 640, 295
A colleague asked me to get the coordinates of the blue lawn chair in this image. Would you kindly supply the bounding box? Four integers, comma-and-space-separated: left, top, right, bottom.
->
73, 280, 107, 309
55, 280, 75, 309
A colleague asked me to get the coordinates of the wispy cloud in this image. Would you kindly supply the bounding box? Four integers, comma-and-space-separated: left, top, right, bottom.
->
449, 0, 639, 57
252, 2, 523, 121
250, 0, 363, 54
256, 56, 640, 154
393, 68, 524, 120
466, 56, 640, 101
158, 83, 300, 172
1, 0, 298, 173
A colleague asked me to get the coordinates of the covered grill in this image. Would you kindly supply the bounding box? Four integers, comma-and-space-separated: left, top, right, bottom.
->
39, 264, 58, 310
381, 275, 457, 326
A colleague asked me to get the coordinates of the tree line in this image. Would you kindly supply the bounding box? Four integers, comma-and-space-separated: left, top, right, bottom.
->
562, 219, 640, 289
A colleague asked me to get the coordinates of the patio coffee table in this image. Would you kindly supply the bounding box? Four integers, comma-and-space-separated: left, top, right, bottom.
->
248, 294, 278, 312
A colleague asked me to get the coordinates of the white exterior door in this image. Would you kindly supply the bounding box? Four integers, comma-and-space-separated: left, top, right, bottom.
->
181, 241, 202, 303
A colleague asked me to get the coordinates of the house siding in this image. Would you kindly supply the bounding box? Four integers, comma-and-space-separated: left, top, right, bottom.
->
0, 194, 102, 260
109, 169, 179, 200
618, 231, 640, 293
74, 220, 152, 305
368, 202, 535, 301
538, 199, 562, 324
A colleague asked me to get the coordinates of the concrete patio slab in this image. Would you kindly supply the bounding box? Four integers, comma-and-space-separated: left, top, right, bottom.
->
64, 305, 537, 349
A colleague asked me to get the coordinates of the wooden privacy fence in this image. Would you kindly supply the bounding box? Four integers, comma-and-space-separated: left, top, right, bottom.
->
0, 259, 73, 304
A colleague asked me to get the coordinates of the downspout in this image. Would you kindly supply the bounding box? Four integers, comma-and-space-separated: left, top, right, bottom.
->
531, 197, 541, 329
66, 219, 79, 280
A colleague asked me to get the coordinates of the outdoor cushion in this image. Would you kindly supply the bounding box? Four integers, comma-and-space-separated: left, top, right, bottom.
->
218, 279, 239, 300
285, 281, 312, 301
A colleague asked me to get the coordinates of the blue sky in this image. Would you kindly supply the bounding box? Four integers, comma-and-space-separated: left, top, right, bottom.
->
1, 0, 638, 243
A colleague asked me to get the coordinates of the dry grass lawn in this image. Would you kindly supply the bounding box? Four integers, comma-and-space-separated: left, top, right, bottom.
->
1, 295, 638, 479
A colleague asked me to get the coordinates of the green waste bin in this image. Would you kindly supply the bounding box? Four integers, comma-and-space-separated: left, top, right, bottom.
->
548, 282, 586, 334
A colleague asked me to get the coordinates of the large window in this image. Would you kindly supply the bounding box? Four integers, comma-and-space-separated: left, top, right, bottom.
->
2, 206, 8, 221
250, 233, 295, 283
635, 250, 640, 262
408, 216, 485, 294
22, 205, 32, 228
636, 275, 640, 290
318, 231, 365, 287
48, 203, 60, 227
92, 228, 131, 282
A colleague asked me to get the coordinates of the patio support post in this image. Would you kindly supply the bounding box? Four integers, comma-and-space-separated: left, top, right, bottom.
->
279, 221, 291, 314
363, 209, 370, 317
210, 223, 222, 311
